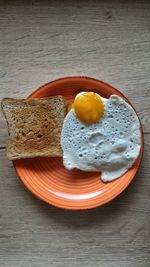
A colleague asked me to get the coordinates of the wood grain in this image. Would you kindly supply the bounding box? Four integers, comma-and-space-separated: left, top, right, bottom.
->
0, 1, 150, 266
0, 136, 150, 267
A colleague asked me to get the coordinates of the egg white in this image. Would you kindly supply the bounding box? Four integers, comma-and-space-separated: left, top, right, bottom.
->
61, 92, 141, 181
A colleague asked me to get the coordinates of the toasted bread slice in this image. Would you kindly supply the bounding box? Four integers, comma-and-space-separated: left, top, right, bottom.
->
1, 96, 66, 160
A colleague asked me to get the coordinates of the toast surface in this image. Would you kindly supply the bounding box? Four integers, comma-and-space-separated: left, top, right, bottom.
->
1, 96, 66, 159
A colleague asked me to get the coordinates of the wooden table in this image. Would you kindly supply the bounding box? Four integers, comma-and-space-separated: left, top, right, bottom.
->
0, 1, 150, 266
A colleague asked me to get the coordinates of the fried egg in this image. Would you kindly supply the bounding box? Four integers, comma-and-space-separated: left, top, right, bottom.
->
61, 92, 141, 182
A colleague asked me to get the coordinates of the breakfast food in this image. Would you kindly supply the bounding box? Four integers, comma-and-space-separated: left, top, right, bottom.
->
1, 96, 66, 160
61, 92, 141, 181
2, 90, 141, 183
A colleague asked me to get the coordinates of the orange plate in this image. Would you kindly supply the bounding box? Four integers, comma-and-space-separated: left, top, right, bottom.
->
14, 77, 144, 210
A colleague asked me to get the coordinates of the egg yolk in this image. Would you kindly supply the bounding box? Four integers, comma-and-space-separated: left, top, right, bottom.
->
73, 92, 104, 124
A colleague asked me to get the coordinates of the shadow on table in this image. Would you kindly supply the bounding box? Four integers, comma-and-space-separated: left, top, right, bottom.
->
27, 164, 143, 229
16, 135, 147, 228
22, 137, 148, 228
